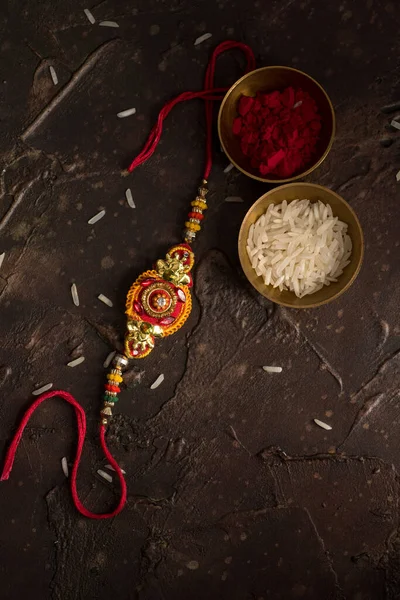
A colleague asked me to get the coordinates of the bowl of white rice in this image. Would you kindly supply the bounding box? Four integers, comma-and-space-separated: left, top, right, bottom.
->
238, 183, 364, 308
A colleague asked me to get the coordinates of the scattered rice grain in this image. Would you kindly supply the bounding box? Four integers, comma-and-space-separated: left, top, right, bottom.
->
194, 33, 212, 45
314, 418, 332, 431
32, 383, 53, 395
61, 457, 69, 477
71, 283, 79, 307
49, 66, 58, 85
125, 188, 136, 208
396, 170, 400, 182
0, 252, 5, 269
104, 463, 126, 474
262, 366, 283, 373
99, 20, 119, 27
117, 107, 137, 118
67, 356, 85, 367
150, 373, 164, 389
88, 210, 105, 225
103, 350, 116, 368
84, 8, 95, 24
97, 469, 113, 483
98, 293, 113, 307
390, 119, 400, 130
224, 162, 234, 173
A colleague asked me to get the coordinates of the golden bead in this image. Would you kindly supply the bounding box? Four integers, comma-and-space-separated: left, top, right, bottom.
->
101, 418, 108, 426
191, 200, 207, 210
185, 221, 201, 232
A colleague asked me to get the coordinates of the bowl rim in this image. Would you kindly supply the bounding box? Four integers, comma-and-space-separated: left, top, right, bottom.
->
218, 65, 336, 184
238, 182, 365, 309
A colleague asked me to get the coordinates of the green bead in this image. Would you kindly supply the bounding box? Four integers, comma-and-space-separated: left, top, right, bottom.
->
103, 393, 118, 403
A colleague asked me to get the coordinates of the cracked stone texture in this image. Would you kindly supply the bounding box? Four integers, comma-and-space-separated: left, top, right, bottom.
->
0, 0, 400, 598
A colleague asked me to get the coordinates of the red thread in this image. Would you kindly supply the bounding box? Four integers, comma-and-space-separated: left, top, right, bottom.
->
128, 40, 256, 179
0, 390, 127, 519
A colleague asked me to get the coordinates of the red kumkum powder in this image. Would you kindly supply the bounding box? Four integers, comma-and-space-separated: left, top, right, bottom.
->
232, 86, 322, 178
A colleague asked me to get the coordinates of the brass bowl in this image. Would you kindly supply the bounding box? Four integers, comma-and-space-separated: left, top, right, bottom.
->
218, 66, 335, 183
238, 183, 364, 309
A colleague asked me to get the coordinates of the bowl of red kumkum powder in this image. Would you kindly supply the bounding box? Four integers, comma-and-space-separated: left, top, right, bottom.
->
218, 66, 335, 182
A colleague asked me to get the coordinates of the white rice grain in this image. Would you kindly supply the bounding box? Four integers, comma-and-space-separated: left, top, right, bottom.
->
396, 170, 400, 182
194, 33, 212, 46
32, 383, 53, 395
67, 356, 85, 367
262, 366, 283, 373
224, 162, 234, 173
391, 119, 400, 130
125, 188, 136, 208
103, 350, 116, 368
97, 469, 113, 483
150, 373, 164, 389
49, 66, 58, 85
84, 8, 96, 24
314, 418, 332, 431
117, 108, 137, 118
0, 252, 5, 269
61, 457, 69, 477
99, 20, 119, 28
98, 293, 113, 307
88, 210, 105, 225
104, 463, 126, 475
71, 283, 79, 307
293, 100, 303, 108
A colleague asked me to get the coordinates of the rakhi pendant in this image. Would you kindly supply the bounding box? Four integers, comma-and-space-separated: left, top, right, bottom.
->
100, 180, 208, 427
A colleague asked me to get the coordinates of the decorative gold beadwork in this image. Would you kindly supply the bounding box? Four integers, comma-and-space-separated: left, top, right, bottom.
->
156, 254, 192, 286
124, 319, 163, 357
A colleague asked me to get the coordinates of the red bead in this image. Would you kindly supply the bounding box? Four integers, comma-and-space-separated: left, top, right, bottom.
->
133, 301, 144, 315
105, 384, 120, 393
188, 211, 204, 221
141, 278, 155, 287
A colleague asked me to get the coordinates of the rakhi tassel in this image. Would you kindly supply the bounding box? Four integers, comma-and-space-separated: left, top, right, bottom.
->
0, 390, 127, 520
127, 40, 256, 180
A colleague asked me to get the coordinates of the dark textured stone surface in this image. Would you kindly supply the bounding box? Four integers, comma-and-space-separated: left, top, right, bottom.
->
1, 1, 400, 598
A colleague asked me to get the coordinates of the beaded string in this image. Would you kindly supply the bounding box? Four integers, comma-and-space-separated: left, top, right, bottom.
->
0, 40, 256, 519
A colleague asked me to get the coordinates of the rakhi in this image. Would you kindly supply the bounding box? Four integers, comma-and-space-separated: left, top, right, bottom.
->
0, 41, 255, 519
